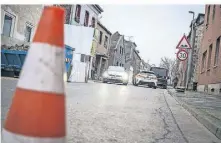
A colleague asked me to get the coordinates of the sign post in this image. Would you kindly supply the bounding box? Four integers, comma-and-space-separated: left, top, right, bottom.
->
176, 34, 192, 90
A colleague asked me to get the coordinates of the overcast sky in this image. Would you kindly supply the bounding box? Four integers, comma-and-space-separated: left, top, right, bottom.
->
100, 4, 205, 66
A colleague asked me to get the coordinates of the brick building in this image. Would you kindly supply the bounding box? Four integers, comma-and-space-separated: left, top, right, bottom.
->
197, 5, 221, 94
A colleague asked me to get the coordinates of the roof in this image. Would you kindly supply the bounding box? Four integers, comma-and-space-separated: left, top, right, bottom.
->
189, 13, 205, 28
110, 32, 122, 49
187, 31, 191, 39
124, 39, 137, 47
134, 49, 141, 60
195, 13, 205, 26
196, 13, 205, 21
150, 67, 168, 71
97, 22, 112, 35
140, 70, 155, 74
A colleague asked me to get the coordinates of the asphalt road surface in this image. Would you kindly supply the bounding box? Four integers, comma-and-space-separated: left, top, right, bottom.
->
1, 77, 221, 143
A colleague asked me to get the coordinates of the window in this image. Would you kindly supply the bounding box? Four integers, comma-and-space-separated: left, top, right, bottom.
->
91, 17, 95, 28
25, 23, 32, 42
214, 36, 220, 66
206, 5, 211, 25
75, 5, 81, 23
84, 11, 89, 26
104, 36, 108, 48
99, 31, 103, 44
207, 44, 212, 69
202, 51, 207, 71
93, 28, 99, 39
212, 5, 216, 21
120, 46, 124, 55
116, 62, 118, 66
80, 54, 85, 62
2, 14, 13, 37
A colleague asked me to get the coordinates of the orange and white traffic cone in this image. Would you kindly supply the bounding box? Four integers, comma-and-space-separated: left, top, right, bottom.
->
2, 6, 66, 143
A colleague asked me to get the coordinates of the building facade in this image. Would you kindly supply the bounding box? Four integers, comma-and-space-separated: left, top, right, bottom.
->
108, 31, 126, 67
140, 60, 151, 71
177, 13, 205, 89
71, 5, 103, 80
187, 14, 205, 90
132, 49, 142, 75
56, 4, 103, 81
1, 5, 43, 47
198, 5, 221, 94
94, 22, 112, 78
124, 40, 137, 71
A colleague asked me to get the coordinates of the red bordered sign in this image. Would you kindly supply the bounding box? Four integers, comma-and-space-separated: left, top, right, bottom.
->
177, 49, 188, 61
176, 35, 191, 49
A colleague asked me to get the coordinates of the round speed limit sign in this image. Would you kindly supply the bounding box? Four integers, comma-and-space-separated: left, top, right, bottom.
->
177, 49, 188, 61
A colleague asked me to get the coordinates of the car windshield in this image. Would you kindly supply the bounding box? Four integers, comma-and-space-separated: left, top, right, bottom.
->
139, 71, 155, 76
150, 68, 167, 77
108, 66, 125, 72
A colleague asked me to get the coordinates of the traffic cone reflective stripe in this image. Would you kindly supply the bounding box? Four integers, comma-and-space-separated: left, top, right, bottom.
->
3, 6, 65, 143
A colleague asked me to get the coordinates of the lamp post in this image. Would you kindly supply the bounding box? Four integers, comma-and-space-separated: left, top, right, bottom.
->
185, 11, 195, 89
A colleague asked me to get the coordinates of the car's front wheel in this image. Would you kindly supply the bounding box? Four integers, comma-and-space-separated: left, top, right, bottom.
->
123, 83, 128, 86
163, 86, 167, 89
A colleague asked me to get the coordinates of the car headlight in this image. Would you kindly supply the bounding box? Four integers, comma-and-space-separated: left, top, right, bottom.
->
102, 72, 108, 78
136, 74, 143, 79
63, 72, 67, 82
150, 76, 157, 80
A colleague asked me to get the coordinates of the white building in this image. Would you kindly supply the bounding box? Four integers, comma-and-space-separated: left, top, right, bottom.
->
1, 5, 43, 46
71, 5, 103, 81
58, 4, 103, 82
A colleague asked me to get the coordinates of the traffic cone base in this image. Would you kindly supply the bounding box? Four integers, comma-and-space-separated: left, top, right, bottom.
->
2, 129, 65, 143
4, 88, 65, 137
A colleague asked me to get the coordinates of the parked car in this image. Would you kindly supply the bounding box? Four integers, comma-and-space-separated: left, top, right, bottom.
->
133, 70, 157, 89
102, 66, 129, 85
150, 67, 169, 89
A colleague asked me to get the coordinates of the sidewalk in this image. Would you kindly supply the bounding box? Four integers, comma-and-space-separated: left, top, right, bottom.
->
167, 88, 221, 140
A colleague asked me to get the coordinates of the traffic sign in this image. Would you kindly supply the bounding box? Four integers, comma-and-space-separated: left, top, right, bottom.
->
176, 35, 191, 49
177, 49, 188, 61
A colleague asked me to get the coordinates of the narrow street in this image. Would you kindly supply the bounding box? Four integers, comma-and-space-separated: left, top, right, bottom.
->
1, 77, 220, 143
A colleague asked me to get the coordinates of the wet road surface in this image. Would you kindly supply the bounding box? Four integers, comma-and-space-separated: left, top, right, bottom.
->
1, 78, 221, 143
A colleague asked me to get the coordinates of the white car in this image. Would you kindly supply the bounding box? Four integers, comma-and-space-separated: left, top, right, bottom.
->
102, 66, 129, 85
134, 71, 157, 89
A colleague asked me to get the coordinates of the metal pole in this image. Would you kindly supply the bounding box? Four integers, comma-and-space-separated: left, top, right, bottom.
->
185, 11, 195, 90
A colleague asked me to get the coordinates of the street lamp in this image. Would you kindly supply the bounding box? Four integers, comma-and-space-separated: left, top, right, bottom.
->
189, 11, 195, 21
185, 11, 195, 90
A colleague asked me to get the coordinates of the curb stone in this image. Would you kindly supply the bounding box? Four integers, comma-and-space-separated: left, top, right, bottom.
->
167, 89, 221, 140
